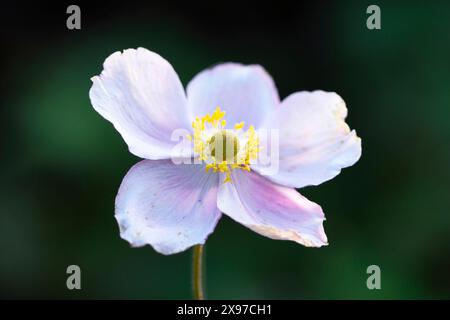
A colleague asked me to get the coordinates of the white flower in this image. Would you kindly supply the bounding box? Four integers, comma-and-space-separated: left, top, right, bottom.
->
89, 48, 362, 255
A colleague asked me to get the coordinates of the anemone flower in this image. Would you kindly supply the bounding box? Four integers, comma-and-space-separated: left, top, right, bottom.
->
89, 47, 362, 299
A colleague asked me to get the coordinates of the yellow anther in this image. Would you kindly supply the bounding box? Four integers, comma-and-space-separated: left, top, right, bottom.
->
234, 122, 245, 130
223, 172, 232, 183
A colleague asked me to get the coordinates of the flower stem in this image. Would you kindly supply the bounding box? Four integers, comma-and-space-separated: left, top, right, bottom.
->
192, 244, 205, 300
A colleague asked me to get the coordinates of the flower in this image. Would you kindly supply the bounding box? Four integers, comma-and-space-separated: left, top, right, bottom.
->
89, 48, 362, 255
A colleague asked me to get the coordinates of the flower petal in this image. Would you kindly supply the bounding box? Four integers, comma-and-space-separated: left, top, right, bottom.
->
253, 90, 361, 188
186, 63, 279, 127
89, 48, 191, 160
217, 170, 328, 247
115, 160, 221, 255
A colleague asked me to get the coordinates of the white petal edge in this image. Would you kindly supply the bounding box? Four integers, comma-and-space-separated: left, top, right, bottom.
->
89, 48, 192, 160
217, 170, 328, 247
253, 90, 362, 188
115, 160, 221, 255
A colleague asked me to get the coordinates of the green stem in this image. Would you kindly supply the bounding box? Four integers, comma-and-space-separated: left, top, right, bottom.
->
192, 244, 205, 300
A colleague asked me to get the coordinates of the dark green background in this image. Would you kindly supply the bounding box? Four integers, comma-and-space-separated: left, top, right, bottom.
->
1, 0, 449, 299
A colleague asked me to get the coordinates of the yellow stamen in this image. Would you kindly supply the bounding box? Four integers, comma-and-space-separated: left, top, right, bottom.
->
234, 121, 245, 130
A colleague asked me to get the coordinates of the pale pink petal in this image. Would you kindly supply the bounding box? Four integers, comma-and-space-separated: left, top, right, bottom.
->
186, 63, 279, 127
253, 90, 361, 188
115, 160, 221, 255
217, 170, 328, 247
89, 48, 192, 160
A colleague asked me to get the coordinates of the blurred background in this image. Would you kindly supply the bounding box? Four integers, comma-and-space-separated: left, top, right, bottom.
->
1, 0, 449, 299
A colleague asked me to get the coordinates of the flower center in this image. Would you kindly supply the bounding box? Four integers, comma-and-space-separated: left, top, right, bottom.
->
208, 130, 240, 163
189, 107, 260, 183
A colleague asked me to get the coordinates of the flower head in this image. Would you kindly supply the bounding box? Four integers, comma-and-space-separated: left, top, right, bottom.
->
89, 48, 361, 255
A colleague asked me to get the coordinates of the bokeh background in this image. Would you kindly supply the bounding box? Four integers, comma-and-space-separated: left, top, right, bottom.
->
1, 0, 449, 299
